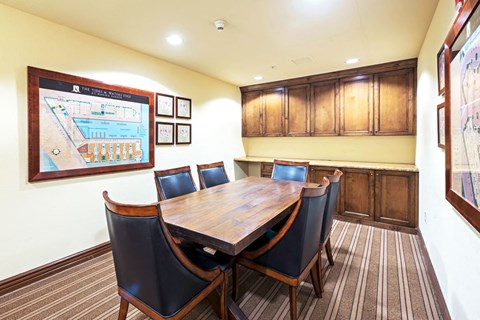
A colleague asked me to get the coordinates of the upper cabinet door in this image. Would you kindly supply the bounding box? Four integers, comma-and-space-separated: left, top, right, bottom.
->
285, 84, 310, 136
340, 75, 374, 135
263, 88, 285, 136
242, 90, 263, 137
311, 80, 339, 136
374, 69, 415, 135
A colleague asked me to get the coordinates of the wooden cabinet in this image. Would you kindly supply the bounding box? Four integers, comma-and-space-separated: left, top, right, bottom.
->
375, 171, 418, 227
374, 69, 415, 135
242, 88, 284, 137
340, 75, 374, 135
242, 91, 263, 137
341, 168, 375, 220
285, 85, 310, 136
241, 59, 417, 137
261, 162, 273, 178
262, 88, 284, 136
311, 81, 339, 136
255, 161, 419, 229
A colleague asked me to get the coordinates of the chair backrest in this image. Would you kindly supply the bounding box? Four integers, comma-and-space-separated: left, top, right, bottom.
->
320, 169, 343, 244
197, 161, 230, 189
154, 166, 197, 201
255, 178, 329, 277
103, 191, 209, 318
271, 159, 309, 182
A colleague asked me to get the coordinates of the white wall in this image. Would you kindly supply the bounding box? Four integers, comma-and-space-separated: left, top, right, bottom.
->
417, 1, 480, 319
0, 4, 245, 280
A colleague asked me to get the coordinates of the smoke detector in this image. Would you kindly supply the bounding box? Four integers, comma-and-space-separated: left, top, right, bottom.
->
214, 20, 226, 32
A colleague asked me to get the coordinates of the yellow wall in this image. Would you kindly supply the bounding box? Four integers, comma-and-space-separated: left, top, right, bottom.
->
416, 0, 480, 318
0, 4, 245, 280
244, 136, 416, 164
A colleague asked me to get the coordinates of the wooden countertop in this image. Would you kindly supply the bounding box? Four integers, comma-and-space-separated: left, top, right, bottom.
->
234, 156, 418, 172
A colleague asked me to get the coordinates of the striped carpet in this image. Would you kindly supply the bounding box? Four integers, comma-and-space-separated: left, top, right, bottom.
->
0, 221, 443, 320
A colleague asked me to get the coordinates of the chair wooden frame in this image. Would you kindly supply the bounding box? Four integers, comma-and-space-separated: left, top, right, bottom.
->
232, 178, 329, 320
103, 192, 227, 320
197, 161, 230, 189
318, 169, 343, 294
272, 159, 310, 182
153, 165, 198, 201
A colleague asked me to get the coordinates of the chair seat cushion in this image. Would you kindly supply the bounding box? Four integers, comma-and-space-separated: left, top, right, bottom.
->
180, 245, 233, 272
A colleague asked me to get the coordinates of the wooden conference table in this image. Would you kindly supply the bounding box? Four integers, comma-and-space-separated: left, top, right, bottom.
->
160, 176, 318, 319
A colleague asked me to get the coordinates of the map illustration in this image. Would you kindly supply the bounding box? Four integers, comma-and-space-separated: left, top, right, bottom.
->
453, 25, 480, 209
39, 78, 150, 173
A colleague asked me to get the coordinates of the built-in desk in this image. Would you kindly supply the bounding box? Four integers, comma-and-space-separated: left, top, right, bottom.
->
235, 156, 419, 233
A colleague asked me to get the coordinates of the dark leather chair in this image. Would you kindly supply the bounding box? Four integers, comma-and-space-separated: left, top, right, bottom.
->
197, 161, 230, 189
232, 178, 330, 320
103, 191, 228, 320
154, 166, 197, 201
318, 169, 343, 293
271, 159, 309, 182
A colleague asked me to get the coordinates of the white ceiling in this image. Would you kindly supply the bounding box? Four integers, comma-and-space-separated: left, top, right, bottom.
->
0, 0, 439, 87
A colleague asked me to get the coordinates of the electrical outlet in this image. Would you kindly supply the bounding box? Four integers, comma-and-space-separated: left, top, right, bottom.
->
424, 211, 427, 224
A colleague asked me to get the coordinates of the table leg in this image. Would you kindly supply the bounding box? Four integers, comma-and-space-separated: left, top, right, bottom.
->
207, 288, 248, 320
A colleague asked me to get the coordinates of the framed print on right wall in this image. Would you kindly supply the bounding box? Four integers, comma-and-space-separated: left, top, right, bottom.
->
437, 102, 445, 149
445, 0, 480, 232
437, 43, 446, 95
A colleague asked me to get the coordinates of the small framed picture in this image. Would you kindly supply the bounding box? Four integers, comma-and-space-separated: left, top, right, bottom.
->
156, 93, 174, 117
176, 97, 192, 119
156, 122, 174, 145
176, 123, 191, 144
437, 44, 446, 96
437, 102, 445, 149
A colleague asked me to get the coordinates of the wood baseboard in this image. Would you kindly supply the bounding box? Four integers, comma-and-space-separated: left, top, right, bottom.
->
416, 230, 451, 320
0, 242, 111, 296
334, 214, 418, 234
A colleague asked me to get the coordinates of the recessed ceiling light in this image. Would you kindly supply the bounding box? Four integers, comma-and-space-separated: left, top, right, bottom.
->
166, 34, 183, 46
345, 58, 360, 64
254, 76, 263, 81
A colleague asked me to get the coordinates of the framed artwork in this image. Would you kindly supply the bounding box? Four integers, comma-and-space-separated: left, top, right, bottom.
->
176, 123, 192, 144
176, 97, 192, 119
437, 44, 446, 95
156, 93, 174, 117
437, 102, 445, 149
445, 0, 480, 232
156, 122, 174, 145
27, 66, 155, 182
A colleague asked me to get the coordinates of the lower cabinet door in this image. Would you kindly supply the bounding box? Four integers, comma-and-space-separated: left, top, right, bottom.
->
374, 171, 418, 227
341, 168, 375, 220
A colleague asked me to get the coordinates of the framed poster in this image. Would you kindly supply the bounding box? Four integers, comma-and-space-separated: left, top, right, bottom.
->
156, 122, 174, 145
176, 97, 192, 119
445, 0, 480, 232
156, 93, 174, 117
437, 102, 445, 148
176, 123, 191, 144
437, 44, 446, 95
28, 67, 155, 182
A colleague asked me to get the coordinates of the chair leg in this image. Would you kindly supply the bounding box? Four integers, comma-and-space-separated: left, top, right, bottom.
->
326, 238, 334, 266
289, 286, 297, 320
309, 260, 322, 298
118, 297, 129, 320
232, 263, 239, 301
318, 249, 324, 294
220, 273, 227, 320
